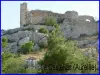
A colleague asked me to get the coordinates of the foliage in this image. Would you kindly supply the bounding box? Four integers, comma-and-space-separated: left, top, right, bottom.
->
2, 57, 26, 73
25, 68, 41, 73
2, 37, 8, 48
19, 41, 34, 54
2, 50, 40, 74
44, 17, 57, 26
2, 50, 26, 73
38, 27, 48, 34
2, 50, 14, 62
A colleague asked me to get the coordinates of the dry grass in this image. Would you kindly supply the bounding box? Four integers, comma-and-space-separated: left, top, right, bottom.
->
81, 47, 98, 59
20, 50, 46, 61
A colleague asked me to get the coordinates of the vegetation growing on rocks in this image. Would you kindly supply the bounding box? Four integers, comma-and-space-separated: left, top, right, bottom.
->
38, 27, 48, 34
1, 17, 98, 74
19, 41, 34, 54
38, 23, 98, 73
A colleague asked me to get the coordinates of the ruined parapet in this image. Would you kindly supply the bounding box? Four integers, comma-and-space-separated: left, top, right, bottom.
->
20, 2, 27, 27
71, 15, 98, 38
78, 15, 95, 23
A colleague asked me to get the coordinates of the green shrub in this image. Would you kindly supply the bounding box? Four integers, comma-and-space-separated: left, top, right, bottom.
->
20, 41, 34, 54
2, 37, 8, 48
44, 17, 57, 26
2, 57, 26, 73
2, 50, 26, 73
2, 50, 14, 62
38, 27, 48, 34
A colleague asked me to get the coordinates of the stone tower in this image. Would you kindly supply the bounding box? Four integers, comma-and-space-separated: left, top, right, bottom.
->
20, 2, 27, 27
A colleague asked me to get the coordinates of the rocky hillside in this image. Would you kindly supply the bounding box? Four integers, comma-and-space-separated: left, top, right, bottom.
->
2, 13, 98, 58
2, 14, 99, 74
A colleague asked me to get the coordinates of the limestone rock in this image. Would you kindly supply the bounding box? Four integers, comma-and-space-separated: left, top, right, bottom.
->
30, 32, 47, 44
3, 31, 32, 43
3, 28, 21, 35
7, 42, 18, 53
38, 37, 48, 48
65, 11, 78, 22
18, 37, 30, 46
60, 23, 73, 39
62, 15, 98, 38
77, 39, 97, 48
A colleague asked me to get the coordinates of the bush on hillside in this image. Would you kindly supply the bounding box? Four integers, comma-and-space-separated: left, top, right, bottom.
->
38, 27, 48, 34
2, 37, 8, 48
2, 56, 26, 73
19, 41, 34, 54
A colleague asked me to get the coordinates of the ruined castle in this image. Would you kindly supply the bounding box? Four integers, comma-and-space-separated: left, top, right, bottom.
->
1, 2, 98, 53
20, 2, 98, 38
20, 2, 95, 27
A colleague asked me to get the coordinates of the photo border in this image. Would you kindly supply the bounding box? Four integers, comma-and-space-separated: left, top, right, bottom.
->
0, 0, 99, 75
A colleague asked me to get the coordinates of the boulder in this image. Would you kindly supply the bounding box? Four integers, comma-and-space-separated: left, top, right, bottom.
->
7, 42, 18, 53
3, 31, 32, 43
18, 37, 30, 46
38, 37, 48, 48
25, 57, 39, 69
30, 32, 47, 44
60, 23, 73, 39
3, 28, 21, 35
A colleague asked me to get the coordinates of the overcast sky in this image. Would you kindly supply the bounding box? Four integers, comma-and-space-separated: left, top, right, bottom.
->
1, 1, 99, 30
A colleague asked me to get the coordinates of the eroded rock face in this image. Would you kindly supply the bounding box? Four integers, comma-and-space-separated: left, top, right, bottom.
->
62, 15, 98, 38
30, 32, 48, 44
3, 31, 32, 43
60, 23, 73, 38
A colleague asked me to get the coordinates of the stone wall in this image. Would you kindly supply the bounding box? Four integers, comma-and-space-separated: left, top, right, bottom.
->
20, 3, 65, 26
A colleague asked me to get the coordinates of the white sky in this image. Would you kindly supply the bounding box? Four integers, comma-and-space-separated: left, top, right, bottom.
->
1, 1, 99, 30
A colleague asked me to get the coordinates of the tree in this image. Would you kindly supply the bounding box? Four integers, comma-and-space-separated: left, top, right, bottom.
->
39, 23, 98, 73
